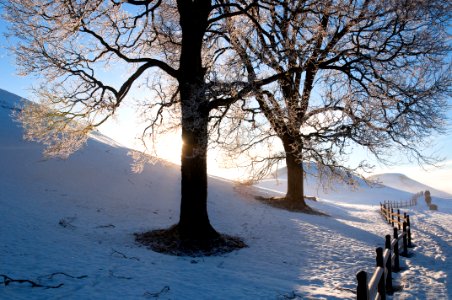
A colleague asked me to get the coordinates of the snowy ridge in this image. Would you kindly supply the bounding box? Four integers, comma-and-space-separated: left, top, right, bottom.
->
0, 88, 24, 106
368, 173, 452, 199
271, 164, 452, 201
1, 88, 451, 299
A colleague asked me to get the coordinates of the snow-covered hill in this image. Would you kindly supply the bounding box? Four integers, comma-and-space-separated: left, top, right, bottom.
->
1, 88, 451, 299
260, 163, 452, 204
368, 173, 452, 199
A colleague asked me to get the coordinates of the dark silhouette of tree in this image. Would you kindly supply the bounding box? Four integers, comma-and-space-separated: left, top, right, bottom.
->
1, 0, 257, 253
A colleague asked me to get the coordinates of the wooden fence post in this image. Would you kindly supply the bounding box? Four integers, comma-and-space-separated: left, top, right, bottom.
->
384, 203, 388, 221
387, 207, 390, 223
356, 270, 368, 300
376, 247, 386, 300
397, 209, 401, 230
385, 235, 393, 292
407, 215, 412, 247
393, 227, 400, 272
402, 222, 408, 256
390, 208, 394, 227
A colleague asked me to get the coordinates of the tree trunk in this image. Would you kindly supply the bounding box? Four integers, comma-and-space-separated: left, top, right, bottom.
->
178, 87, 218, 240
283, 140, 308, 209
176, 0, 218, 240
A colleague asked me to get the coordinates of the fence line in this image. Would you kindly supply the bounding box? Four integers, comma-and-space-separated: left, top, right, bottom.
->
381, 191, 421, 209
380, 204, 412, 243
356, 201, 415, 300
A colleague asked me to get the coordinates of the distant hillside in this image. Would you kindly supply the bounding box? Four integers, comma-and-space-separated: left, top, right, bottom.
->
368, 173, 452, 199
0, 88, 23, 109
267, 163, 452, 201
0, 89, 26, 140
272, 162, 368, 188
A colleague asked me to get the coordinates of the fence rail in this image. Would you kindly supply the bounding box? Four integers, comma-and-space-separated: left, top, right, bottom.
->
380, 204, 412, 244
381, 191, 422, 210
356, 226, 410, 300
356, 200, 415, 300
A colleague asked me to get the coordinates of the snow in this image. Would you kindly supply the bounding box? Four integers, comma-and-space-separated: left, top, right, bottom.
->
368, 173, 452, 199
1, 88, 451, 299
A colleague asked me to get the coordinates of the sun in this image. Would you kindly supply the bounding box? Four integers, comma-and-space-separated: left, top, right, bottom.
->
153, 132, 183, 164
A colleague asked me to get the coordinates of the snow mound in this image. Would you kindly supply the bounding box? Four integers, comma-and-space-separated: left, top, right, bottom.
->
368, 173, 452, 199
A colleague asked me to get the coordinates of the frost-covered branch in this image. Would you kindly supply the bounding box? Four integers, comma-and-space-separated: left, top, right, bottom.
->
213, 0, 451, 197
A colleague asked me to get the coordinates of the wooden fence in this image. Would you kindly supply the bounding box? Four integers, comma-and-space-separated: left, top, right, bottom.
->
380, 204, 412, 244
356, 204, 414, 300
381, 196, 418, 210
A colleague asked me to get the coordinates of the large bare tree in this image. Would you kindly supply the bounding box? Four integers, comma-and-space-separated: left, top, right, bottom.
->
1, 0, 258, 254
216, 0, 451, 211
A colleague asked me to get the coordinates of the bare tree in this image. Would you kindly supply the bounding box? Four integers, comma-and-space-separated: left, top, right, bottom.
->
216, 0, 451, 211
1, 0, 258, 253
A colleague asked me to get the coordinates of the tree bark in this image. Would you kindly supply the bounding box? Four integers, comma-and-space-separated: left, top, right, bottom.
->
283, 139, 308, 209
176, 0, 218, 240
178, 86, 218, 240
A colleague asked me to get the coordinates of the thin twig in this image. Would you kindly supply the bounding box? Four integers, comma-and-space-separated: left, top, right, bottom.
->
109, 270, 132, 280
111, 249, 140, 261
144, 285, 170, 298
0, 274, 64, 289
37, 272, 88, 281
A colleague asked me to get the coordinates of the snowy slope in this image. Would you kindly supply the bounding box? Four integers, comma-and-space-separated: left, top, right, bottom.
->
257, 164, 413, 206
368, 173, 452, 199
1, 89, 451, 299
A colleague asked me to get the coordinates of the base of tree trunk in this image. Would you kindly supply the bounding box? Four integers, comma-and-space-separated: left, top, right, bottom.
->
255, 196, 327, 215
135, 225, 247, 257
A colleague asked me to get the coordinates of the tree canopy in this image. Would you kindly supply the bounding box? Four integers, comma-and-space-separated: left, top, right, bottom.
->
2, 0, 451, 248
214, 0, 451, 210
1, 0, 259, 254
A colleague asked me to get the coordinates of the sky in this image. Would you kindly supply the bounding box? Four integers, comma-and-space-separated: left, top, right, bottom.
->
0, 10, 451, 194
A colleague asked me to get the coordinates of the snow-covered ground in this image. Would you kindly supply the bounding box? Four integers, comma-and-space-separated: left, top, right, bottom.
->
368, 173, 452, 199
1, 88, 451, 299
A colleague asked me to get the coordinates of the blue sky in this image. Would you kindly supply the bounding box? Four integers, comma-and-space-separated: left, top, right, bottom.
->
0, 19, 31, 98
1, 11, 451, 194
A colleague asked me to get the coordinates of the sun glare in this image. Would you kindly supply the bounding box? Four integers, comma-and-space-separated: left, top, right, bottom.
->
152, 132, 252, 180
153, 133, 183, 165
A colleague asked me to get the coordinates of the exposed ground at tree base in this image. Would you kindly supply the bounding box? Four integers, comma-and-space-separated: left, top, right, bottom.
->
255, 196, 328, 215
135, 226, 247, 257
